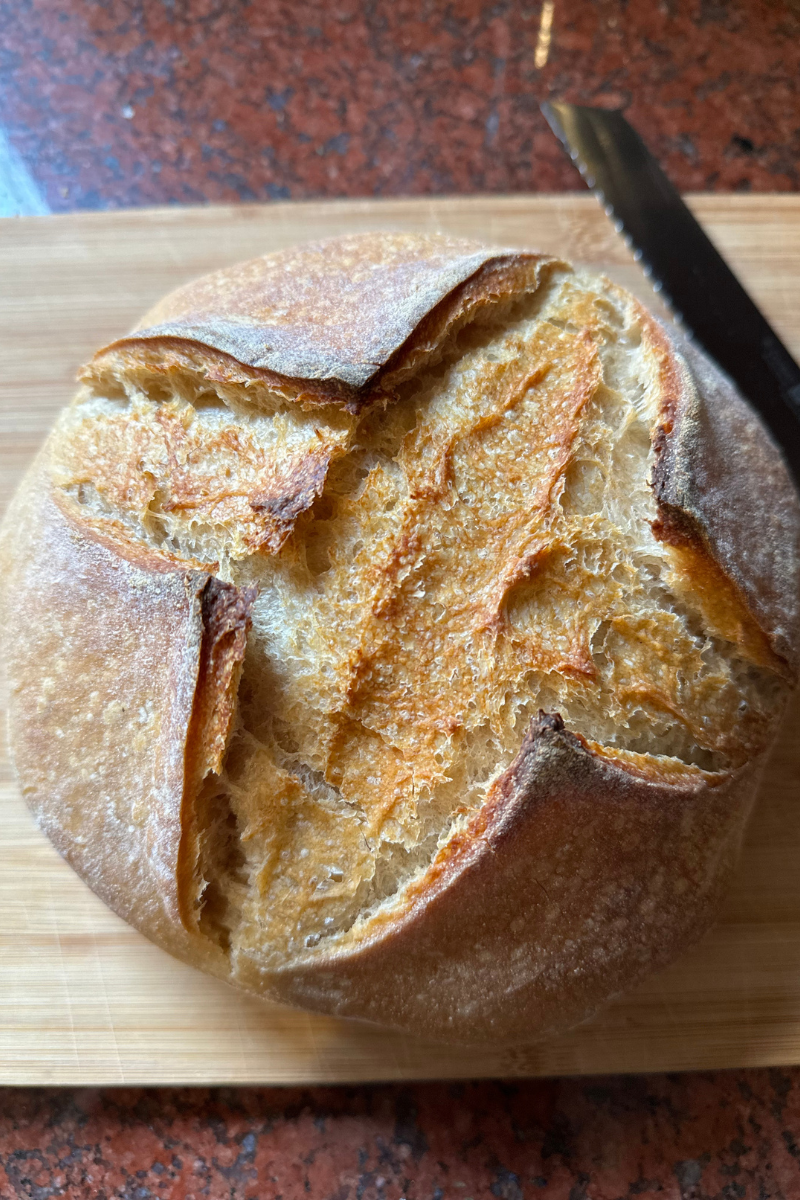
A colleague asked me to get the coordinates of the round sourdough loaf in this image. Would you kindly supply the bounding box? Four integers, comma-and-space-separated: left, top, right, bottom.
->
2, 232, 799, 1045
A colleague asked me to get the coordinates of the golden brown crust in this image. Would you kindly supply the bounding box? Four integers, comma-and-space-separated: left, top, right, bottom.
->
263, 714, 758, 1044
0, 459, 252, 965
2, 231, 798, 1047
649, 322, 800, 671
86, 233, 556, 409
51, 383, 351, 563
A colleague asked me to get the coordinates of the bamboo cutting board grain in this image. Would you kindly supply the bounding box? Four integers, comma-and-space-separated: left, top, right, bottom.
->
2, 195, 800, 1085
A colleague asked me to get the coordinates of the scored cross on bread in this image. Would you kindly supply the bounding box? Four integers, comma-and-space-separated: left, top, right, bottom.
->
2, 232, 798, 1044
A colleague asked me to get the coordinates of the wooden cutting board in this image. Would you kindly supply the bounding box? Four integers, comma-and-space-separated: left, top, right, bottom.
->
2, 194, 800, 1085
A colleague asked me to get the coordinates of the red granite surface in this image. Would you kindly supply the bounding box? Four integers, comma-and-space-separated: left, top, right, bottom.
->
0, 0, 799, 211
2, 1073, 800, 1199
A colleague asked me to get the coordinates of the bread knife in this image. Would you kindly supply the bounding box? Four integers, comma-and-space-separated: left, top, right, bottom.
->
541, 100, 800, 483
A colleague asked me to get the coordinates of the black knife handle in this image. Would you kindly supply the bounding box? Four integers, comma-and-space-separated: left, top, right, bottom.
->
542, 102, 800, 482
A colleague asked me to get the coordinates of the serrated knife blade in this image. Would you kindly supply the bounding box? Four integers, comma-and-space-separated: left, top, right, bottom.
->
541, 100, 800, 482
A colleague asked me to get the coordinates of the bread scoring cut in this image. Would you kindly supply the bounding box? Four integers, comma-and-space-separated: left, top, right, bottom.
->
47, 253, 789, 950
2, 232, 798, 1043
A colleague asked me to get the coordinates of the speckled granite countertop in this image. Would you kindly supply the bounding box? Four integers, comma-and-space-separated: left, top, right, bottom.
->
1, 0, 799, 214
3, 1073, 800, 1198
3, 2, 800, 1193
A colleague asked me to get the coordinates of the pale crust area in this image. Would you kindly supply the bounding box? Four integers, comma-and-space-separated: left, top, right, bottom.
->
87, 234, 557, 408
651, 328, 800, 671
52, 385, 352, 565
0, 464, 252, 970
2, 232, 798, 1045
265, 715, 759, 1043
